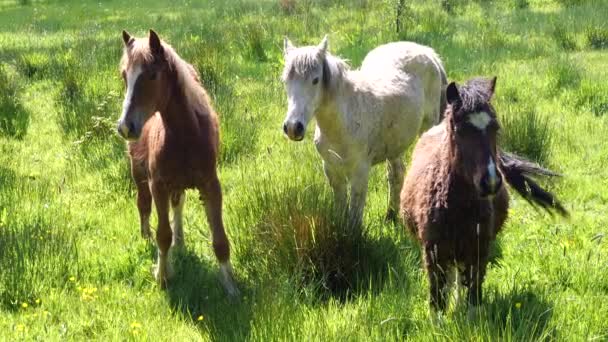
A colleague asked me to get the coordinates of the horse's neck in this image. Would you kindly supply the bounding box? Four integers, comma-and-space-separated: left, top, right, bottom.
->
160, 79, 200, 133
314, 73, 357, 140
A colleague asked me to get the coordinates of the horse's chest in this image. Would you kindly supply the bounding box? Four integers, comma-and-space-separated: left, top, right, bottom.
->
149, 145, 210, 189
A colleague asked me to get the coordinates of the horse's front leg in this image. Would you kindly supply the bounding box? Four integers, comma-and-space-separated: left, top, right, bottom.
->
150, 182, 173, 289
386, 156, 405, 222
348, 162, 371, 228
323, 160, 348, 217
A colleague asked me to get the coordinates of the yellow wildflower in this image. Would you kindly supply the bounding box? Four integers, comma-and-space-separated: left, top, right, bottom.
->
35, 299, 40, 305
197, 315, 204, 321
515, 302, 522, 309
69, 276, 76, 282
21, 302, 28, 309
16, 324, 26, 332
130, 322, 142, 329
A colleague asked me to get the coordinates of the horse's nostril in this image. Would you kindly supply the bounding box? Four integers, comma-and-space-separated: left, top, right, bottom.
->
295, 122, 304, 136
128, 121, 136, 136
283, 122, 288, 135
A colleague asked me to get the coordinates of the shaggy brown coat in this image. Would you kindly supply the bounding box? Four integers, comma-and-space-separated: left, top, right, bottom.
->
400, 77, 567, 312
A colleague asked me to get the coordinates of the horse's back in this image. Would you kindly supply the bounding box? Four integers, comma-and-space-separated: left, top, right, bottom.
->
361, 42, 445, 127
361, 42, 443, 79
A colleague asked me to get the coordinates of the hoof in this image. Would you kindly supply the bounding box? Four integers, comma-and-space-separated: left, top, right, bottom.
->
154, 261, 174, 289
219, 262, 240, 297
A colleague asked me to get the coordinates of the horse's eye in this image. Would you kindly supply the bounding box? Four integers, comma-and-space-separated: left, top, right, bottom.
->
312, 77, 319, 85
150, 72, 158, 81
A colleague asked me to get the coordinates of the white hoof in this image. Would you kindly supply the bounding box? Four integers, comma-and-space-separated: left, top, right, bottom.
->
219, 262, 239, 297
154, 259, 174, 289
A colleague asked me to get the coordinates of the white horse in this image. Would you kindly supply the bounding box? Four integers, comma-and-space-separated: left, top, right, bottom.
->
281, 36, 447, 225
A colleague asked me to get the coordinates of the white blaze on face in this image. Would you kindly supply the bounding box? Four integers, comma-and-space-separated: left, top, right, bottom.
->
120, 65, 143, 120
468, 111, 491, 131
487, 155, 498, 188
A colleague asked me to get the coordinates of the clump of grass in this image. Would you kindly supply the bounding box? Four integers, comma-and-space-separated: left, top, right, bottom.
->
0, 64, 29, 139
547, 56, 581, 93
585, 26, 608, 49
552, 25, 577, 51
232, 166, 397, 298
512, 0, 529, 9
0, 218, 79, 309
574, 81, 608, 116
16, 53, 50, 79
244, 24, 268, 62
499, 105, 553, 164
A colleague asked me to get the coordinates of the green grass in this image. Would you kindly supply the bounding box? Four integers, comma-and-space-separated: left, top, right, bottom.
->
0, 0, 607, 340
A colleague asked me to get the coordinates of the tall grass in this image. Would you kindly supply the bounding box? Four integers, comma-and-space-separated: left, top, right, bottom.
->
0, 64, 29, 139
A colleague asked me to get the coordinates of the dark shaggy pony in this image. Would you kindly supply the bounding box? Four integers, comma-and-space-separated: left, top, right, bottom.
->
400, 76, 567, 315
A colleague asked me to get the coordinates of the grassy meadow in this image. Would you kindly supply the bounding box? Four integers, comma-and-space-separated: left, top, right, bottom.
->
1, 0, 608, 340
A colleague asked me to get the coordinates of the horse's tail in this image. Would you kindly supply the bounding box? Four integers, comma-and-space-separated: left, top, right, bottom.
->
498, 151, 569, 217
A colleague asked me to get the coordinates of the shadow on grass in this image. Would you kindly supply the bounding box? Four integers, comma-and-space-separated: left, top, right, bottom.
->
484, 289, 555, 340
445, 287, 555, 340
166, 248, 254, 340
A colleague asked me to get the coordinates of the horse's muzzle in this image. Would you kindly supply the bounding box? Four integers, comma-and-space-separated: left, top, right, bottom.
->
480, 171, 503, 198
283, 120, 305, 141
117, 120, 141, 141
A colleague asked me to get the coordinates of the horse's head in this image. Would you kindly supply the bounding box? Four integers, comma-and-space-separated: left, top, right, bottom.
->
447, 76, 503, 198
281, 35, 331, 141
117, 29, 172, 141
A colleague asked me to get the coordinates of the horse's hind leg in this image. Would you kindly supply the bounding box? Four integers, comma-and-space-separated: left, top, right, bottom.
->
199, 175, 239, 296
150, 182, 173, 289
171, 191, 185, 248
132, 161, 152, 240
386, 156, 405, 223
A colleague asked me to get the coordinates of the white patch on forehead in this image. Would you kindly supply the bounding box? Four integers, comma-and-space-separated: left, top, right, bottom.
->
468, 111, 491, 131
121, 65, 143, 118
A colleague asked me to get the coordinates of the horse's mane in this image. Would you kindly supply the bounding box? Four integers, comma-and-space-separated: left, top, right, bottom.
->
121, 38, 209, 112
282, 47, 349, 90
452, 77, 495, 115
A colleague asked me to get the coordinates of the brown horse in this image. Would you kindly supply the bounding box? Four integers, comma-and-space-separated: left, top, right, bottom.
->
400, 77, 567, 316
116, 30, 238, 295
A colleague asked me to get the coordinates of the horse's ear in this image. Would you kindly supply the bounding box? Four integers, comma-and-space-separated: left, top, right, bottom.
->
122, 30, 133, 46
149, 29, 164, 56
322, 58, 331, 87
283, 37, 294, 56
488, 76, 497, 97
446, 82, 461, 105
318, 35, 328, 55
